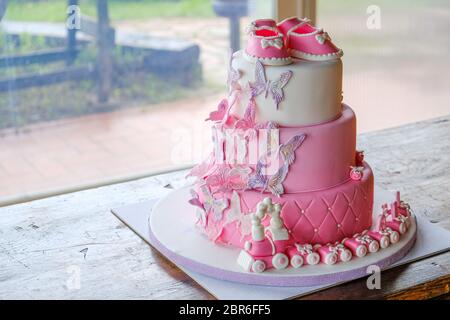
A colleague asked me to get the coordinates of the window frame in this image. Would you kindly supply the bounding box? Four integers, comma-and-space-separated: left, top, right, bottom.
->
275, 0, 316, 24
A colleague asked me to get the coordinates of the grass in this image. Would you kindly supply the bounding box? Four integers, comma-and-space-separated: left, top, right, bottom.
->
4, 0, 448, 22
3, 0, 214, 22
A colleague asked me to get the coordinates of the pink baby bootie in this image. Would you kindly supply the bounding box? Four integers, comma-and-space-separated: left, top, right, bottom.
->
277, 16, 343, 61
244, 22, 292, 66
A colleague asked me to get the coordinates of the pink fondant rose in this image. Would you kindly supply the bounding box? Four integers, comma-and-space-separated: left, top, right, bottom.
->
350, 166, 363, 181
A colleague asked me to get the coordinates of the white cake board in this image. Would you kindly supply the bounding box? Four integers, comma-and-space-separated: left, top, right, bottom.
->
112, 186, 450, 299
148, 187, 418, 286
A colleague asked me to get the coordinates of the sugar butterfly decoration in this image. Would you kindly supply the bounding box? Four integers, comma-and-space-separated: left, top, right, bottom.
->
205, 165, 251, 192
234, 98, 258, 140
205, 93, 239, 125
227, 53, 242, 94
247, 159, 289, 197
188, 189, 207, 227
224, 191, 253, 238
205, 98, 229, 122
235, 98, 279, 132
198, 185, 229, 221
249, 60, 293, 110
278, 133, 307, 166
247, 133, 307, 196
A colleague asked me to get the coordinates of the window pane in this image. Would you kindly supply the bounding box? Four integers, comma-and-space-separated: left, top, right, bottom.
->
0, 0, 248, 202
318, 0, 450, 132
3, 1, 446, 203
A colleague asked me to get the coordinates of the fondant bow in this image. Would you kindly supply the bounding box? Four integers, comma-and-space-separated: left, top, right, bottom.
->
295, 244, 314, 255
356, 235, 373, 244
261, 37, 284, 50
379, 227, 394, 236
315, 32, 331, 45
329, 243, 346, 255
395, 215, 409, 225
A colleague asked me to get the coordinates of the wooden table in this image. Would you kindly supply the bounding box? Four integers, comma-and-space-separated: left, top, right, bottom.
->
1, 115, 449, 300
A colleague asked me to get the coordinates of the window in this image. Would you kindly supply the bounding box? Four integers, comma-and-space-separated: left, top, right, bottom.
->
0, 0, 231, 203
317, 0, 450, 132
1, 0, 448, 204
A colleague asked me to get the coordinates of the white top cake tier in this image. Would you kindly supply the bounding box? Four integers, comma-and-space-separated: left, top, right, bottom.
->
231, 50, 343, 126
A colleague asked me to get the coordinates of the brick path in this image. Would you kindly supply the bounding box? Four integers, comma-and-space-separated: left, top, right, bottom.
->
0, 95, 219, 201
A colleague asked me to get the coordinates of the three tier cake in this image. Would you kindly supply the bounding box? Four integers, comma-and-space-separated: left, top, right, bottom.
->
187, 17, 412, 273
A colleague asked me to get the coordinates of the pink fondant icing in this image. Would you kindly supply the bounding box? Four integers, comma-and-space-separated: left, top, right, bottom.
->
200, 162, 373, 249
245, 28, 291, 62
220, 104, 356, 192
277, 17, 343, 60
277, 17, 309, 36
287, 29, 342, 56
179, 16, 418, 274
279, 105, 356, 192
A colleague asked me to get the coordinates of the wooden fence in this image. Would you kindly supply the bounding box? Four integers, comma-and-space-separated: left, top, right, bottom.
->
0, 0, 201, 100
0, 0, 114, 102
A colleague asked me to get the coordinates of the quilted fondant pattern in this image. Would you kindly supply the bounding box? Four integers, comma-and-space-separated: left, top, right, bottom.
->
282, 185, 373, 244
217, 164, 374, 247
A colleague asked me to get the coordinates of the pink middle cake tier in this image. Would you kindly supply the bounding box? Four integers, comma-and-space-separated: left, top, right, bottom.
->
219, 104, 357, 192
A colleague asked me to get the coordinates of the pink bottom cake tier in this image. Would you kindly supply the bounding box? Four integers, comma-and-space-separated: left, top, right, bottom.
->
219, 162, 374, 248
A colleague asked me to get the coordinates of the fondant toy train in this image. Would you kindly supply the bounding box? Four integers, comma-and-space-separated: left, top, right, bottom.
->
237, 192, 411, 273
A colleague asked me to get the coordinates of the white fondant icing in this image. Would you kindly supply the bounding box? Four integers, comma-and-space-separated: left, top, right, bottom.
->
325, 252, 337, 265
307, 252, 320, 265
251, 215, 265, 241
272, 253, 289, 270
269, 227, 289, 241
291, 255, 304, 268
261, 37, 284, 49
397, 215, 410, 229
252, 260, 266, 273
237, 250, 254, 271
267, 201, 289, 241
232, 50, 342, 126
368, 241, 380, 253
390, 231, 400, 244
243, 51, 292, 66
379, 235, 390, 249
356, 245, 367, 257
195, 208, 207, 227
340, 249, 352, 262
399, 222, 407, 234
263, 197, 272, 207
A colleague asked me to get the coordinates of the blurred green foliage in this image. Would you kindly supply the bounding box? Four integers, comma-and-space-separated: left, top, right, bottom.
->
4, 0, 214, 22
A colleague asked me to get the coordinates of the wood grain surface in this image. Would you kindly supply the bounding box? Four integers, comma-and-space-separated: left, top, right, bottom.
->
0, 115, 449, 299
